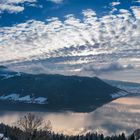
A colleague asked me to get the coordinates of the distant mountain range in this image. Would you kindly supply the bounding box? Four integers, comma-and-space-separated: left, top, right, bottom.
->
0, 66, 129, 112
105, 79, 140, 95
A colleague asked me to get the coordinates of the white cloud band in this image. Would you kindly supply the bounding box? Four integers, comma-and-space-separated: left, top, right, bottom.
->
0, 8, 140, 77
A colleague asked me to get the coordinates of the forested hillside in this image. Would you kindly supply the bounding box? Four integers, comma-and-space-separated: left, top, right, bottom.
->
0, 123, 136, 140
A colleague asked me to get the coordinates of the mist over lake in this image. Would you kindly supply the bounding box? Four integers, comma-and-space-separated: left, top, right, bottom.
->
1, 96, 140, 136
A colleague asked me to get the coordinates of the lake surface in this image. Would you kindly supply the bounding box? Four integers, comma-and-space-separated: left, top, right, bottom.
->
1, 96, 140, 136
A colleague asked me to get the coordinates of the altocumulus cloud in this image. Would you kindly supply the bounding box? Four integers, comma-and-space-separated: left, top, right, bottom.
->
47, 0, 64, 4
0, 7, 140, 76
110, 2, 121, 6
0, 0, 36, 13
83, 62, 135, 74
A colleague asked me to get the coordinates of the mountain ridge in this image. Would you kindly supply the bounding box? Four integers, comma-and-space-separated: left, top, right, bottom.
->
0, 67, 127, 112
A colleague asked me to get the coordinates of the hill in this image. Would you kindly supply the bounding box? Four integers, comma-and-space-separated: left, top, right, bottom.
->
0, 67, 125, 112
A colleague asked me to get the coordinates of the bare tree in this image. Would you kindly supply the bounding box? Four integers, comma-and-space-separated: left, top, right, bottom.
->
17, 113, 52, 140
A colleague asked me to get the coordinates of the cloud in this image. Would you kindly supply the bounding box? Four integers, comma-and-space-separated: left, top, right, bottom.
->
131, 6, 140, 19
0, 0, 36, 13
0, 8, 140, 77
1, 96, 140, 136
0, 4, 24, 13
110, 2, 121, 6
47, 0, 64, 4
83, 62, 135, 74
2, 0, 36, 4
132, 0, 140, 3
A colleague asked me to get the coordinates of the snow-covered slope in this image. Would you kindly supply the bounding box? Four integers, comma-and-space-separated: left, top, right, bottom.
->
111, 91, 128, 99
0, 133, 11, 140
0, 72, 22, 80
0, 66, 22, 80
0, 94, 48, 104
105, 80, 140, 94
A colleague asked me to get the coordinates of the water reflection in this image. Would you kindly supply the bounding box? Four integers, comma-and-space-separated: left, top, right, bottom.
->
1, 96, 140, 136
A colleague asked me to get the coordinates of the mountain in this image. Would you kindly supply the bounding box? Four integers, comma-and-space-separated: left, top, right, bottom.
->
104, 79, 140, 95
0, 67, 126, 112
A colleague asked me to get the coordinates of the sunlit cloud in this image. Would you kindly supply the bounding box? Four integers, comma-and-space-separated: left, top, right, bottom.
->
47, 0, 64, 4
0, 7, 140, 79
83, 62, 135, 74
131, 6, 140, 19
110, 1, 121, 6
0, 0, 36, 13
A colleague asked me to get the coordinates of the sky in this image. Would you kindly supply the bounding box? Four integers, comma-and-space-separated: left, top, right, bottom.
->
0, 0, 140, 83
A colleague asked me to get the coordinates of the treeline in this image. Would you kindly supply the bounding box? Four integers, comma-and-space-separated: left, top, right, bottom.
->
0, 113, 137, 140
0, 123, 136, 140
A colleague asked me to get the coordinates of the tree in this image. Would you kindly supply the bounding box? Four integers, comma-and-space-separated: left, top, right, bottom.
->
17, 113, 52, 140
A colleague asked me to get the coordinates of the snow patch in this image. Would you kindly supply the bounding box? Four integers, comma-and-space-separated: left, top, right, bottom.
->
116, 85, 140, 94
105, 80, 140, 94
111, 91, 128, 99
33, 97, 47, 104
0, 94, 19, 100
18, 95, 33, 103
0, 94, 48, 104
0, 72, 22, 80
0, 133, 11, 140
